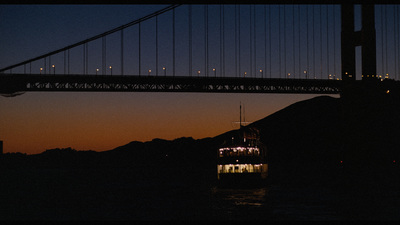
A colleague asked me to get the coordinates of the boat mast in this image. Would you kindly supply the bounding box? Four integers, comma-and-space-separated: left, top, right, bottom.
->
240, 102, 242, 128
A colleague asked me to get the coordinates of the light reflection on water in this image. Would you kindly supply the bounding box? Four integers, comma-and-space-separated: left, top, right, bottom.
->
213, 187, 267, 207
209, 186, 273, 220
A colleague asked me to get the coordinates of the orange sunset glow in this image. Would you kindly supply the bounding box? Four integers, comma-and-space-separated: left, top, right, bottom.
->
0, 91, 321, 154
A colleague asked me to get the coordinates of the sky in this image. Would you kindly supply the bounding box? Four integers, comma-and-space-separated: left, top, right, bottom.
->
4, 4, 397, 154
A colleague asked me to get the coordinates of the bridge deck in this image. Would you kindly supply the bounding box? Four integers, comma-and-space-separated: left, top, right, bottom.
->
0, 74, 343, 95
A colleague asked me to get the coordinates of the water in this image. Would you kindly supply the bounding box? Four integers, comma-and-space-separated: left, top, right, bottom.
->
1, 166, 400, 220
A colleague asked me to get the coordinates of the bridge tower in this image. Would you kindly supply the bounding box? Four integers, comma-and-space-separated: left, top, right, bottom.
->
341, 4, 377, 81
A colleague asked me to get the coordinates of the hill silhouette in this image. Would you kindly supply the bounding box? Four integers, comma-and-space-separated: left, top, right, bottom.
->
2, 94, 400, 182
1, 92, 400, 220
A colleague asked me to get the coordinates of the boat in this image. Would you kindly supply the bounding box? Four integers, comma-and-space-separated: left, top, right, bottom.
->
216, 104, 268, 187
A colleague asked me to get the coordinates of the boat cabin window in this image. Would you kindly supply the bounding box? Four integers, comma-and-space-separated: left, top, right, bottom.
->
219, 147, 260, 157
217, 164, 265, 174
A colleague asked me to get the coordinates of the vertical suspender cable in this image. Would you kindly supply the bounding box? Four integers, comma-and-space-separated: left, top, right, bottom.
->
320, 5, 323, 78
326, 5, 330, 79
220, 4, 222, 77
139, 23, 141, 76
83, 44, 85, 74
333, 5, 336, 78
121, 29, 124, 75
393, 5, 398, 80
189, 5, 192, 77
250, 5, 253, 78
64, 51, 66, 74
254, 5, 256, 77
235, 4, 237, 77
293, 5, 295, 78
173, 8, 176, 77
381, 6, 384, 76
264, 5, 267, 79
239, 5, 241, 77
298, 5, 301, 77
222, 5, 225, 77
68, 49, 70, 75
49, 56, 51, 74
284, 5, 286, 78
102, 38, 104, 75
306, 5, 309, 78
392, 7, 397, 80
204, 5, 208, 77
279, 5, 281, 78
386, 6, 388, 77
269, 5, 272, 78
86, 43, 88, 75
312, 5, 315, 79
155, 16, 158, 76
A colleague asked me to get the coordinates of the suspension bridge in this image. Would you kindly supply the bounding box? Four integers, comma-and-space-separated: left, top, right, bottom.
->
1, 4, 400, 97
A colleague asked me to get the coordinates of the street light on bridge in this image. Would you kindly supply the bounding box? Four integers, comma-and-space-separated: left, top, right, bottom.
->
197, 70, 200, 77
163, 67, 166, 76
40, 67, 43, 75
96, 68, 99, 75
109, 66, 112, 75
148, 69, 151, 76
260, 69, 263, 78
52, 65, 55, 75
213, 68, 216, 77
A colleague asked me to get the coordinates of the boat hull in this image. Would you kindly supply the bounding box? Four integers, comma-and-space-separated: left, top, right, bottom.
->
217, 172, 268, 188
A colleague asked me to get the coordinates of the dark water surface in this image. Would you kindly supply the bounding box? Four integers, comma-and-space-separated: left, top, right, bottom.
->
1, 166, 400, 221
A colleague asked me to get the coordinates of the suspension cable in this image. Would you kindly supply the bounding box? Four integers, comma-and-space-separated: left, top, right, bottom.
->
0, 4, 182, 73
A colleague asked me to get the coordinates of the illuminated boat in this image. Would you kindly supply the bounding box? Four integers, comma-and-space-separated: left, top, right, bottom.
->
217, 105, 268, 186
